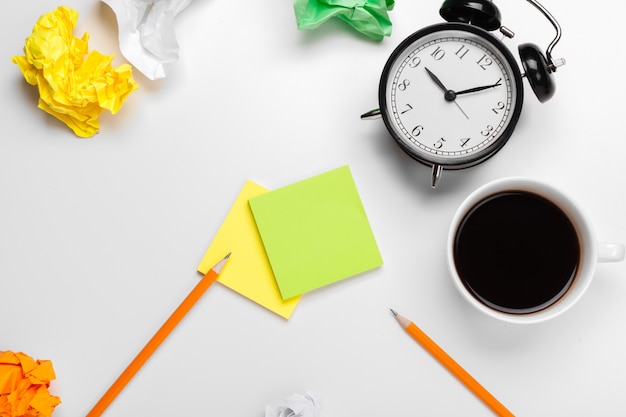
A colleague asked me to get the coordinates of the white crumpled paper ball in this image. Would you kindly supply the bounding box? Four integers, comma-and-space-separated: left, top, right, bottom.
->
101, 0, 193, 80
265, 390, 321, 417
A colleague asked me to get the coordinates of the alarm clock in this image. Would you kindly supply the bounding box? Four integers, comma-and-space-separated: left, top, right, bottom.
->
362, 0, 565, 188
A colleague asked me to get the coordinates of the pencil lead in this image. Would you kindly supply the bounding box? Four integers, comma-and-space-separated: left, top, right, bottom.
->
211, 252, 232, 274
390, 308, 398, 316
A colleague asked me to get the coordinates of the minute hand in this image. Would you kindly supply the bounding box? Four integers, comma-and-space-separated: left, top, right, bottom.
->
455, 79, 502, 96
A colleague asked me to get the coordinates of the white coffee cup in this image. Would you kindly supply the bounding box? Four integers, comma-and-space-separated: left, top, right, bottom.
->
447, 177, 625, 324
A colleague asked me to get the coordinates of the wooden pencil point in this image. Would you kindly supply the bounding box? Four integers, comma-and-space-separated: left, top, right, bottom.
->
390, 310, 514, 417
86, 253, 232, 417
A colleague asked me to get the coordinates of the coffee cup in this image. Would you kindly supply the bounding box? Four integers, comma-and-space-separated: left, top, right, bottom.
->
447, 177, 625, 324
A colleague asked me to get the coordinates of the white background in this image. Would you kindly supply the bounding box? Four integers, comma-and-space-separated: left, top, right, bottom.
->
2, 1, 625, 416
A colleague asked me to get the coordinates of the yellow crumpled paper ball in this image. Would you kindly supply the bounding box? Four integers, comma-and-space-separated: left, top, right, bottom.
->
0, 351, 61, 417
11, 6, 138, 138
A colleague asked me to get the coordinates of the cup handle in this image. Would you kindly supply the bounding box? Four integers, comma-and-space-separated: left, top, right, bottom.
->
597, 242, 626, 262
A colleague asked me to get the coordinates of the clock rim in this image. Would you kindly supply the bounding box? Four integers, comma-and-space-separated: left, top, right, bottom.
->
378, 22, 524, 170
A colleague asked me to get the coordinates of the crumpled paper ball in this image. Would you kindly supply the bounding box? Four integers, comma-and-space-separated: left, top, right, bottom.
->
294, 0, 395, 41
101, 0, 193, 80
265, 390, 321, 417
0, 351, 61, 417
11, 6, 139, 138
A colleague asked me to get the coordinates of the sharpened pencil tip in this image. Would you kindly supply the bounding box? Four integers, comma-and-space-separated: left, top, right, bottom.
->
390, 308, 397, 316
210, 252, 232, 275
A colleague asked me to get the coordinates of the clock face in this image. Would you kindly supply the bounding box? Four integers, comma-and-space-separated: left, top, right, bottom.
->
379, 23, 524, 169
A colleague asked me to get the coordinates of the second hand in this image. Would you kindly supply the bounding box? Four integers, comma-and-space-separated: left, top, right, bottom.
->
453, 100, 470, 120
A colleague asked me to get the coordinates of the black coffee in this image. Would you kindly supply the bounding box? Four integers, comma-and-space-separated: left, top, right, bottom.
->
454, 191, 580, 314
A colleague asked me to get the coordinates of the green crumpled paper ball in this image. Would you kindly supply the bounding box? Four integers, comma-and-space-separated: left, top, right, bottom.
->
294, 0, 395, 41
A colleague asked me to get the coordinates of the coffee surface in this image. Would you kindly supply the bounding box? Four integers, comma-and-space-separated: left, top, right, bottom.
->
454, 191, 580, 314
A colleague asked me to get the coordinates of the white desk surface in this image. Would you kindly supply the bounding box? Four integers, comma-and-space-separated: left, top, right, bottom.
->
2, 1, 625, 416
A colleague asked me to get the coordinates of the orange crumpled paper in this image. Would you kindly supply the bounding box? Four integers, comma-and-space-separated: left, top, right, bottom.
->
11, 6, 138, 138
0, 351, 61, 417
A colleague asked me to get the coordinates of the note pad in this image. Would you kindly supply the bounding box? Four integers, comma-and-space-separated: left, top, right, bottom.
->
249, 166, 383, 300
197, 181, 301, 319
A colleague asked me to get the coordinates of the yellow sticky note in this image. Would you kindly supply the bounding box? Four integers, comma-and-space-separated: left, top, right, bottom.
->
197, 181, 300, 319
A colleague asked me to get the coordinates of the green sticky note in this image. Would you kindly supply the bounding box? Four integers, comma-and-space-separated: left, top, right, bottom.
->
249, 166, 383, 300
294, 0, 395, 41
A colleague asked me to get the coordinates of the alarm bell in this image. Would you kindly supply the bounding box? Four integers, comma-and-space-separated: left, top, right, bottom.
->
438, 0, 565, 103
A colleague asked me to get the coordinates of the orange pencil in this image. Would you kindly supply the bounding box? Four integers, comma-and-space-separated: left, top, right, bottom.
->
87, 253, 231, 417
390, 309, 514, 417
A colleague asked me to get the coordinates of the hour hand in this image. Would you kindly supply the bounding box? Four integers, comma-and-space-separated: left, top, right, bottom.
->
425, 67, 456, 101
455, 78, 502, 95
425, 67, 448, 92
424, 67, 468, 119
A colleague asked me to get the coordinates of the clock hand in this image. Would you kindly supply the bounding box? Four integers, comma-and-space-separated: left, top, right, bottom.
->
455, 78, 502, 95
424, 67, 469, 119
425, 67, 457, 101
425, 67, 448, 91
453, 101, 470, 120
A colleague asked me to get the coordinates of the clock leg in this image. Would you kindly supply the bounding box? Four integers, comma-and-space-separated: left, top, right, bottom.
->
360, 108, 382, 120
431, 164, 443, 188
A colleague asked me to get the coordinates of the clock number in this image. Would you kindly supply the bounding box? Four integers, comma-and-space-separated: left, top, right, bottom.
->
400, 104, 413, 114
476, 54, 493, 70
412, 125, 424, 137
435, 137, 471, 149
455, 45, 470, 60
492, 101, 505, 114
481, 125, 494, 136
398, 79, 410, 91
408, 56, 422, 68
430, 46, 445, 61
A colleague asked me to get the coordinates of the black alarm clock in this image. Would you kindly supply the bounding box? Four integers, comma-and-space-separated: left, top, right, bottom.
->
362, 0, 565, 188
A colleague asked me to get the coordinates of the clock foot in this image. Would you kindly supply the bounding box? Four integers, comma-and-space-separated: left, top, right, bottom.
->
360, 108, 382, 120
431, 164, 443, 188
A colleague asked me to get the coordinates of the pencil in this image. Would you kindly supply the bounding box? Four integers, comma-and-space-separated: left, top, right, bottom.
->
86, 253, 231, 417
390, 309, 514, 417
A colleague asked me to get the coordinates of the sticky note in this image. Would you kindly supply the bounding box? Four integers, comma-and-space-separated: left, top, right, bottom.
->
249, 166, 383, 300
197, 181, 300, 319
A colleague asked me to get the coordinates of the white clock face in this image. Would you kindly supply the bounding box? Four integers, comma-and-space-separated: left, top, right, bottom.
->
381, 24, 523, 167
